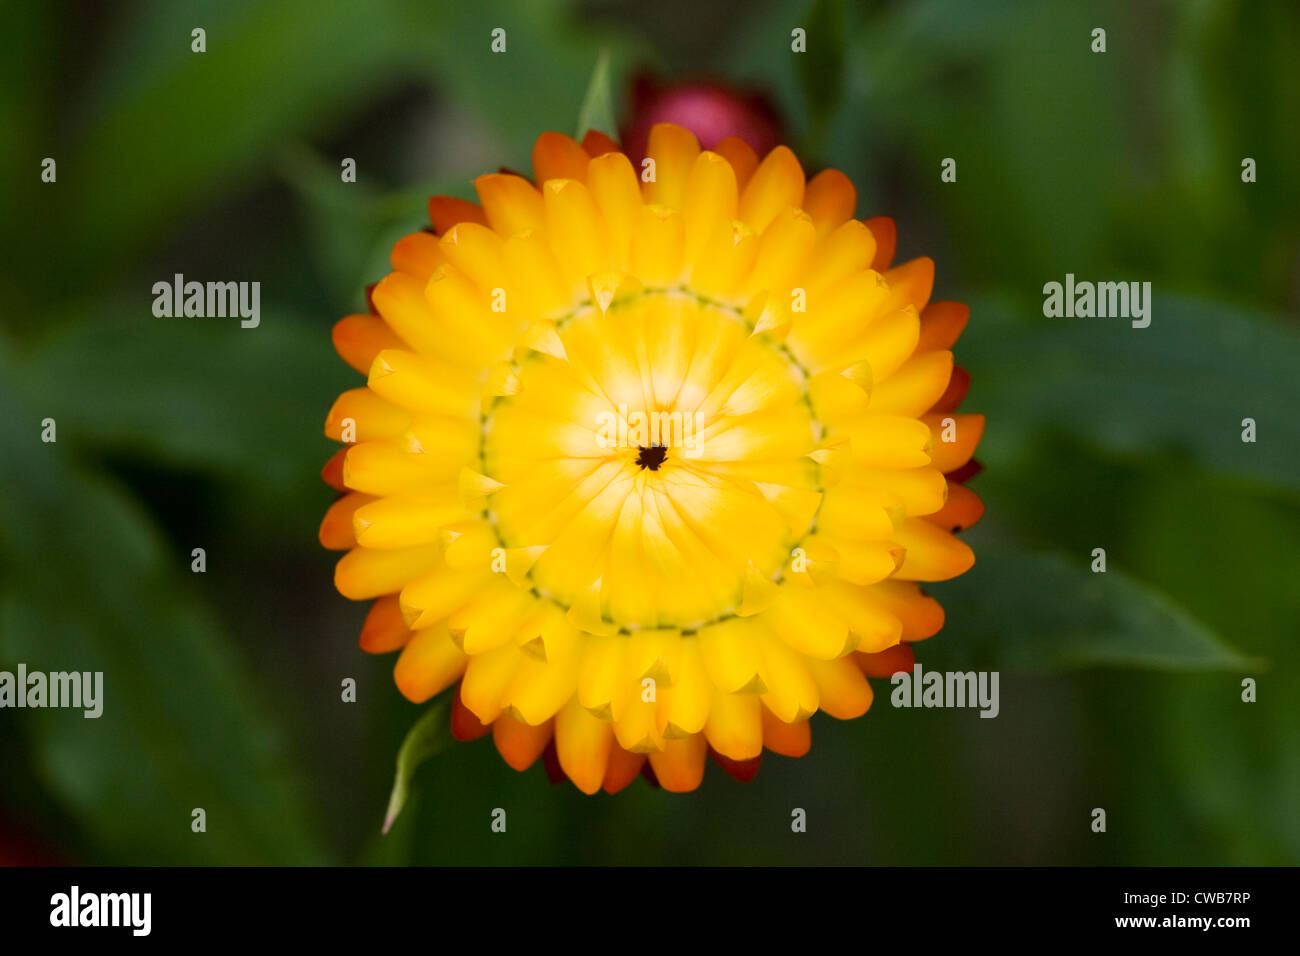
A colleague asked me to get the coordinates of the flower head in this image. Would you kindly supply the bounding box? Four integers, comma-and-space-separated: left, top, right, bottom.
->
321, 124, 983, 793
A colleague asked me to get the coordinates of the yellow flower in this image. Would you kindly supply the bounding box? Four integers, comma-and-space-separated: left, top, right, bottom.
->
320, 124, 984, 793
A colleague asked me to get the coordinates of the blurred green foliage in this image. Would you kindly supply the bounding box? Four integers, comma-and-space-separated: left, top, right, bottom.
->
0, 0, 1297, 865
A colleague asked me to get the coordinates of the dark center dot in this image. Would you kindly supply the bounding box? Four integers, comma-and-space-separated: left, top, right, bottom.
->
635, 444, 668, 471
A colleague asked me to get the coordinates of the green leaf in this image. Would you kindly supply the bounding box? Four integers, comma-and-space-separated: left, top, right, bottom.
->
794, 0, 847, 155
407, 1, 637, 172
934, 539, 1259, 672
63, 0, 413, 280
278, 145, 456, 313
16, 307, 344, 501
962, 294, 1300, 494
575, 49, 615, 139
383, 693, 455, 835
0, 368, 331, 864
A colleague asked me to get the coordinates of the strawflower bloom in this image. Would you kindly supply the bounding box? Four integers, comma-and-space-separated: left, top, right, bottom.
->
321, 124, 984, 793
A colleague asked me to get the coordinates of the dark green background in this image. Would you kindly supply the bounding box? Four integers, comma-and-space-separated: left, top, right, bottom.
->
1, 0, 1296, 865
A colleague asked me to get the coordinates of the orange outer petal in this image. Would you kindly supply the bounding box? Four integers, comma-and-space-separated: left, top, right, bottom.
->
360, 594, 412, 654
868, 581, 945, 643
428, 196, 488, 235
711, 748, 762, 783
924, 412, 984, 473
926, 481, 984, 533
916, 300, 970, 352
332, 314, 406, 375
865, 216, 897, 270
885, 256, 935, 314
321, 447, 349, 491
580, 129, 622, 157
319, 492, 374, 550
647, 734, 707, 793
760, 708, 811, 758
451, 687, 493, 741
602, 746, 647, 794
930, 365, 971, 414
803, 168, 857, 239
714, 136, 759, 190
390, 231, 444, 279
856, 641, 916, 677
493, 714, 554, 771
533, 131, 591, 184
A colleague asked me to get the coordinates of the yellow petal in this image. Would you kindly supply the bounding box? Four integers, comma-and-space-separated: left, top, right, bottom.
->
661, 637, 711, 736
869, 350, 954, 417
806, 657, 874, 719
438, 222, 506, 293
371, 272, 444, 356
334, 543, 443, 601
543, 178, 607, 293
368, 349, 479, 419
555, 695, 614, 794
704, 690, 762, 760
393, 622, 468, 703
681, 151, 739, 267
762, 586, 854, 660
585, 152, 642, 269
475, 172, 544, 236
690, 219, 757, 301
629, 204, 685, 285
892, 517, 975, 582
818, 581, 905, 653
642, 123, 700, 208
502, 228, 575, 319
738, 145, 804, 234
837, 414, 933, 469
501, 611, 582, 724
755, 627, 819, 722
578, 633, 626, 719
460, 643, 523, 724
343, 441, 456, 495
699, 618, 764, 694
741, 208, 816, 302
353, 491, 469, 549
804, 219, 877, 294
448, 580, 536, 654
398, 561, 489, 629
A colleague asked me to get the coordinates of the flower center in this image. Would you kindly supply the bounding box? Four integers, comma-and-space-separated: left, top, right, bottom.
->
481, 290, 824, 631
635, 445, 668, 471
